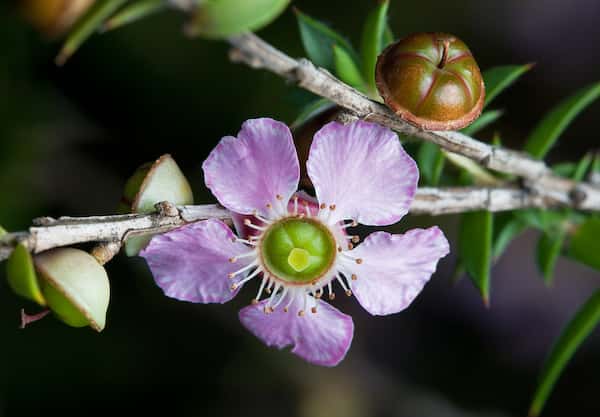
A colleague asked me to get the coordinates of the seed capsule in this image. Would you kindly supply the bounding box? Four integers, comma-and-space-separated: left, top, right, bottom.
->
34, 248, 110, 331
119, 154, 194, 256
375, 32, 485, 131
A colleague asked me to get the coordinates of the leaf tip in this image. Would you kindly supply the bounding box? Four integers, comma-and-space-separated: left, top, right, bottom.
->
54, 48, 72, 66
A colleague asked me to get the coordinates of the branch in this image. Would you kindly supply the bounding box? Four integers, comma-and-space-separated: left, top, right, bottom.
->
0, 186, 565, 261
227, 33, 600, 211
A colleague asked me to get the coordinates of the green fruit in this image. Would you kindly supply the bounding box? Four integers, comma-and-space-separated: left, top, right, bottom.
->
120, 154, 194, 256
187, 0, 290, 38
6, 243, 46, 306
34, 248, 110, 331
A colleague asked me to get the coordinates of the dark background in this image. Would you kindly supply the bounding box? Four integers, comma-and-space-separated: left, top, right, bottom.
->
1, 1, 600, 416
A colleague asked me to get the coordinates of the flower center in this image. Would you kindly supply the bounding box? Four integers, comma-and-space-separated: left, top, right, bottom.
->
260, 217, 337, 284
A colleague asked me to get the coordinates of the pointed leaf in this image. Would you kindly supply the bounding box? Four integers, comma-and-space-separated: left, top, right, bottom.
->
483, 64, 534, 108
333, 44, 367, 91
461, 109, 504, 136
492, 213, 526, 260
360, 0, 389, 93
524, 82, 600, 159
529, 290, 600, 417
295, 9, 356, 71
417, 142, 445, 186
382, 23, 394, 49
290, 98, 334, 130
568, 217, 600, 271
459, 211, 493, 304
56, 0, 127, 65
103, 0, 166, 31
536, 231, 565, 285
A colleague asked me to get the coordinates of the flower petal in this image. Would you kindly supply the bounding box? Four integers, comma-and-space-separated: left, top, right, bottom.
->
239, 298, 354, 366
203, 118, 300, 217
307, 120, 418, 225
345, 227, 449, 315
140, 219, 253, 303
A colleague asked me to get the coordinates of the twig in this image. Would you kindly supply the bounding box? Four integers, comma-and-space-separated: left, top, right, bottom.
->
227, 33, 600, 211
0, 186, 565, 261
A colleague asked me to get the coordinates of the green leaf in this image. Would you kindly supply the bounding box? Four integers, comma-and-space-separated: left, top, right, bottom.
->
6, 244, 46, 306
188, 0, 290, 38
382, 23, 394, 49
295, 9, 356, 71
0, 225, 6, 236
572, 153, 593, 182
529, 290, 600, 417
102, 0, 166, 32
483, 64, 534, 108
359, 0, 389, 93
492, 213, 526, 260
568, 217, 600, 270
461, 109, 504, 136
459, 211, 493, 305
290, 98, 334, 130
56, 0, 127, 65
333, 44, 367, 91
417, 142, 445, 186
536, 231, 565, 285
524, 82, 600, 159
513, 209, 564, 231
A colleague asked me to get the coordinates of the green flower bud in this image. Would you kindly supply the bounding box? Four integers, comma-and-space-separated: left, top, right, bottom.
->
186, 0, 290, 39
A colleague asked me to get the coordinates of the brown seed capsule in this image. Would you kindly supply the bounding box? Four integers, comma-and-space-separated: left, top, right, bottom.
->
375, 32, 485, 131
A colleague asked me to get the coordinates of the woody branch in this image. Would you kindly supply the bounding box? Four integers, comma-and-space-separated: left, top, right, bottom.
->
227, 32, 600, 211
0, 186, 565, 262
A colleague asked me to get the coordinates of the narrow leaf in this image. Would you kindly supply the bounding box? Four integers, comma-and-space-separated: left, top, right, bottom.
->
56, 0, 127, 65
382, 23, 394, 49
529, 290, 600, 417
483, 64, 534, 108
572, 153, 593, 182
333, 44, 367, 91
524, 82, 600, 159
492, 213, 526, 260
461, 109, 504, 136
102, 0, 166, 32
295, 9, 356, 71
417, 142, 445, 186
290, 98, 334, 130
360, 0, 389, 93
536, 231, 565, 285
568, 217, 600, 271
459, 211, 493, 305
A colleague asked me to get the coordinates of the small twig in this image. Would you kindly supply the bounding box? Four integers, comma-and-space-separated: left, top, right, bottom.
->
227, 33, 600, 211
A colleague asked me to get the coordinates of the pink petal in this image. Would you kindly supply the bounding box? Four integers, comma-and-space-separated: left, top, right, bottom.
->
346, 227, 449, 315
307, 120, 418, 225
239, 298, 354, 366
140, 220, 253, 303
203, 118, 300, 217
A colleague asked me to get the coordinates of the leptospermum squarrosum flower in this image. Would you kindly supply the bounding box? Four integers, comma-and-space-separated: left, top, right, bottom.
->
140, 118, 449, 366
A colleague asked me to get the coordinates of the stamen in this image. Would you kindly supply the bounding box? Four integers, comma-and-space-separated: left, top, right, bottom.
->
341, 220, 358, 229
244, 219, 267, 231
336, 274, 351, 295
340, 252, 363, 264
272, 287, 289, 309
345, 235, 360, 243
329, 204, 336, 210
231, 266, 261, 289
293, 196, 299, 215
228, 262, 257, 279
320, 203, 326, 210
303, 201, 312, 217
283, 291, 296, 312
347, 243, 354, 250
351, 274, 358, 280
229, 250, 256, 263
236, 238, 257, 246
328, 281, 335, 300
253, 276, 268, 303
311, 306, 317, 314
252, 210, 271, 224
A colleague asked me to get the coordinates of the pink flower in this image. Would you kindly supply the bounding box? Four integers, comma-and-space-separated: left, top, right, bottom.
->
141, 118, 449, 366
